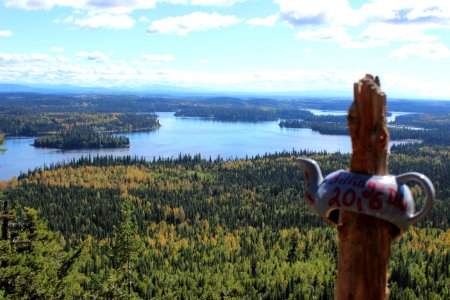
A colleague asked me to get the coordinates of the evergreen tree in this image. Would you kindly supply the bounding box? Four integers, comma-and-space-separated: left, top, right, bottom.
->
107, 200, 144, 299
0, 201, 83, 299
288, 230, 299, 264
0, 133, 5, 153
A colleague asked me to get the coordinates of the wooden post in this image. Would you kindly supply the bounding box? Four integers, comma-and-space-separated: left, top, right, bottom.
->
336, 74, 393, 299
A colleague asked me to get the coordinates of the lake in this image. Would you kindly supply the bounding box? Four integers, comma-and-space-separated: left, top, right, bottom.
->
0, 112, 411, 180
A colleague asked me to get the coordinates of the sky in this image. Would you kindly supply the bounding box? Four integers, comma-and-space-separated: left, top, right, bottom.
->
0, 0, 449, 99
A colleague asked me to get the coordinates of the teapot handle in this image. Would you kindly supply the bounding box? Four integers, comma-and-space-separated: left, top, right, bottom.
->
396, 172, 435, 225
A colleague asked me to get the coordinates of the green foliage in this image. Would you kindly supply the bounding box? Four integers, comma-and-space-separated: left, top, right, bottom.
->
175, 106, 279, 122
0, 202, 84, 299
1, 93, 450, 298
34, 128, 130, 149
0, 112, 159, 137
1, 148, 449, 298
0, 133, 5, 154
108, 200, 144, 298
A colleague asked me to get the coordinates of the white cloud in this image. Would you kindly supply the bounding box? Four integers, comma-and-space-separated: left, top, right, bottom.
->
247, 15, 278, 27
275, 0, 359, 27
296, 27, 350, 43
191, 0, 245, 7
141, 54, 174, 64
85, 0, 157, 14
73, 14, 135, 29
358, 0, 450, 24
390, 42, 450, 60
49, 46, 64, 52
0, 50, 351, 90
357, 23, 438, 43
295, 22, 443, 49
5, 0, 150, 30
139, 16, 150, 22
5, 0, 247, 30
276, 0, 450, 28
4, 0, 156, 13
341, 39, 390, 49
200, 59, 209, 64
0, 30, 13, 37
0, 50, 449, 98
76, 51, 109, 62
0, 52, 54, 63
56, 55, 72, 62
276, 0, 450, 49
62, 16, 74, 23
5, 0, 247, 12
5, 0, 57, 10
146, 12, 241, 35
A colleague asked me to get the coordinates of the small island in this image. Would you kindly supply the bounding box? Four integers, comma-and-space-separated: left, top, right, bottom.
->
279, 119, 349, 135
33, 128, 129, 149
0, 111, 161, 150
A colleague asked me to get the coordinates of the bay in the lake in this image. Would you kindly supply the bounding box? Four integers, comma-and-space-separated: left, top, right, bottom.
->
0, 112, 411, 180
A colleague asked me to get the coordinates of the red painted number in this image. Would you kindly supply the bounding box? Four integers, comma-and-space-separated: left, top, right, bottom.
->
342, 189, 356, 207
328, 187, 341, 207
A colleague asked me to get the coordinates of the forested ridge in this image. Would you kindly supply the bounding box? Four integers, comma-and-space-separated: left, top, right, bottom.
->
1, 146, 449, 299
0, 111, 160, 137
2, 92, 450, 123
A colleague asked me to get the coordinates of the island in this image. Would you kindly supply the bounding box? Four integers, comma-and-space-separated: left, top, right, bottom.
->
0, 110, 159, 149
33, 128, 130, 149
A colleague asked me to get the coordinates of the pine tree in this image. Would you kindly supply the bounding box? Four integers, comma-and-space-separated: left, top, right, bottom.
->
0, 133, 6, 154
0, 201, 83, 299
108, 200, 144, 299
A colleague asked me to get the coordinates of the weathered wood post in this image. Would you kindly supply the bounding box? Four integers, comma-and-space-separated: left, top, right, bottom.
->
336, 74, 392, 299
298, 74, 435, 300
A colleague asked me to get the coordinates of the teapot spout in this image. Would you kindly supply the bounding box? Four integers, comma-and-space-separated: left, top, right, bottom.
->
297, 158, 323, 205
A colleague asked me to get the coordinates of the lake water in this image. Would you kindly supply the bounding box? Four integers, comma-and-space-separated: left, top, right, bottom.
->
0, 112, 411, 180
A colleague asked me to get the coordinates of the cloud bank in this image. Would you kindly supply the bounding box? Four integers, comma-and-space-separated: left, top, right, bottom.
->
0, 30, 13, 37
146, 12, 241, 35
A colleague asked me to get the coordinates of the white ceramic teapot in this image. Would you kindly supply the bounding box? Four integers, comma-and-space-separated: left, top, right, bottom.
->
298, 158, 435, 237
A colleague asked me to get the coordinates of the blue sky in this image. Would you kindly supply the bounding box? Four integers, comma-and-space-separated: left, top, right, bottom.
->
0, 0, 449, 99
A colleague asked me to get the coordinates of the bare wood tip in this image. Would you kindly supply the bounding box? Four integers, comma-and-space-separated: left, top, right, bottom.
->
365, 73, 374, 80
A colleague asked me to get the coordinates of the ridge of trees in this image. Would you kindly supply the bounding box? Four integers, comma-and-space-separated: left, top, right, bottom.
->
0, 112, 160, 137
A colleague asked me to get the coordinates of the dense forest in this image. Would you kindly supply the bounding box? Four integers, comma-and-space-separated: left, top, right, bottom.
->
0, 109, 158, 149
1, 93, 450, 298
2, 93, 450, 113
175, 107, 279, 122
1, 145, 449, 298
33, 128, 129, 149
1, 92, 450, 123
0, 111, 160, 137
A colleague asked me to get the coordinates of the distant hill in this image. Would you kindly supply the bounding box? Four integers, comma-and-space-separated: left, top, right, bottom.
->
0, 84, 51, 93
0, 83, 123, 95
1, 83, 448, 101
0, 82, 353, 99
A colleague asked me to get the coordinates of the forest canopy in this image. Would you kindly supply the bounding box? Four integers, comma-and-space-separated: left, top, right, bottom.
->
1, 146, 449, 299
1, 93, 450, 298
